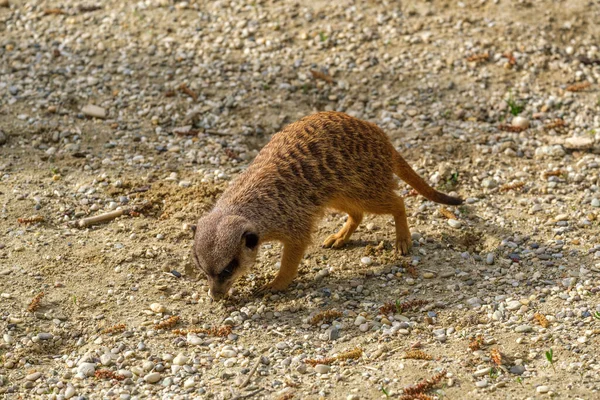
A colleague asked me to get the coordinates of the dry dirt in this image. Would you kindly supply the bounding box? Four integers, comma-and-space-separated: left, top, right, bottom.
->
1, 0, 600, 399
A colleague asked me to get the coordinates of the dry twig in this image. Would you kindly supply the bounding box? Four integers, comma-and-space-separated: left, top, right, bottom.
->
402, 370, 446, 396
543, 170, 563, 178
239, 354, 263, 388
500, 181, 525, 192
469, 335, 484, 351
102, 324, 126, 334
309, 69, 335, 84
155, 316, 180, 330
276, 394, 295, 400
310, 310, 343, 325
27, 292, 44, 313
95, 369, 125, 380
490, 348, 503, 366
438, 207, 457, 220
466, 53, 489, 63
75, 210, 124, 228
336, 347, 362, 362
498, 124, 526, 133
380, 299, 429, 315
503, 52, 516, 66
534, 312, 550, 328
178, 83, 198, 100
544, 119, 566, 130
403, 350, 433, 360
566, 82, 591, 92
305, 347, 362, 366
172, 325, 232, 337
18, 215, 44, 225
400, 394, 435, 400
44, 8, 66, 15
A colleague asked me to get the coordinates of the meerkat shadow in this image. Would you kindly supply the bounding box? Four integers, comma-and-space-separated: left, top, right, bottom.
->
323, 239, 383, 251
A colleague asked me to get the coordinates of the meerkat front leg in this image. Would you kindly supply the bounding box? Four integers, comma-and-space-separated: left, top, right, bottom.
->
257, 240, 309, 293
323, 210, 364, 249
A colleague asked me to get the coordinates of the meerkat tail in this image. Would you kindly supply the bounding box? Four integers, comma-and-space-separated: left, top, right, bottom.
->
392, 152, 463, 205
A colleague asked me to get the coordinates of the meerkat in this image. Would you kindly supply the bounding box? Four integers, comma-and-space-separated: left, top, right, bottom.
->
192, 111, 462, 300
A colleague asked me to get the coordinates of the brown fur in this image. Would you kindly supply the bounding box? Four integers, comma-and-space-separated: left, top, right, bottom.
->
192, 111, 462, 299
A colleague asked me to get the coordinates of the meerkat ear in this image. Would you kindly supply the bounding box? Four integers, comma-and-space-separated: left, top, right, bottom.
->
243, 232, 259, 249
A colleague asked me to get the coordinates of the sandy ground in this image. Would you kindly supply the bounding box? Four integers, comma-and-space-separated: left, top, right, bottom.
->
1, 0, 600, 399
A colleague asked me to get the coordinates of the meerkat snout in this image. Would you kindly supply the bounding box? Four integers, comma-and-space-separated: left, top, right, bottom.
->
192, 212, 260, 300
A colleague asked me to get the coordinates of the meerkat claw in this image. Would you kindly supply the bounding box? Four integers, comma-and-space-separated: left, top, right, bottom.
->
396, 237, 413, 255
323, 234, 346, 249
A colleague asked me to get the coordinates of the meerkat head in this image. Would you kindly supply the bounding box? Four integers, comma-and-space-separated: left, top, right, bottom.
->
192, 212, 260, 301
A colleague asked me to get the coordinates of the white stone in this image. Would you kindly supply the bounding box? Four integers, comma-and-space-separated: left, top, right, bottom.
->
564, 136, 594, 150
220, 349, 237, 358
184, 377, 196, 388
144, 372, 161, 383
473, 367, 491, 377
448, 219, 462, 229
475, 379, 489, 388
100, 353, 113, 366
26, 372, 41, 381
149, 303, 167, 313
187, 335, 203, 345
511, 116, 530, 129
314, 364, 331, 374
173, 353, 188, 366
77, 362, 96, 377
82, 104, 107, 119
224, 358, 237, 367
537, 385, 550, 393
64, 386, 76, 399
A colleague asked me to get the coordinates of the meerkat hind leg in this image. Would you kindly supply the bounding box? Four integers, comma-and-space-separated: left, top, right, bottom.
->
364, 194, 412, 255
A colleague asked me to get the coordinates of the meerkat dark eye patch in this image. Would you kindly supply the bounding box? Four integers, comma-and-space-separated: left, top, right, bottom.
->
243, 232, 259, 249
218, 259, 238, 280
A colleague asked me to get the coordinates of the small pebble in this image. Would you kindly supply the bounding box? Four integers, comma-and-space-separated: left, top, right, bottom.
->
82, 104, 107, 119
144, 372, 161, 384
314, 364, 331, 374
537, 385, 550, 394
447, 219, 462, 229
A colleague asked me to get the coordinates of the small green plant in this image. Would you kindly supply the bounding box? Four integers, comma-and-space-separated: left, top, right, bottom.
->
72, 295, 77, 306
395, 299, 402, 313
447, 172, 459, 186
51, 167, 59, 175
516, 376, 523, 386
319, 32, 328, 42
592, 311, 600, 320
505, 91, 524, 116
545, 348, 555, 372
380, 386, 390, 398
262, 84, 270, 90
302, 83, 309, 94
489, 367, 499, 380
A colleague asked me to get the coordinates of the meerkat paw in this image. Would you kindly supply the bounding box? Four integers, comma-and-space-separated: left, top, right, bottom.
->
396, 236, 413, 256
323, 234, 347, 249
255, 279, 290, 295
